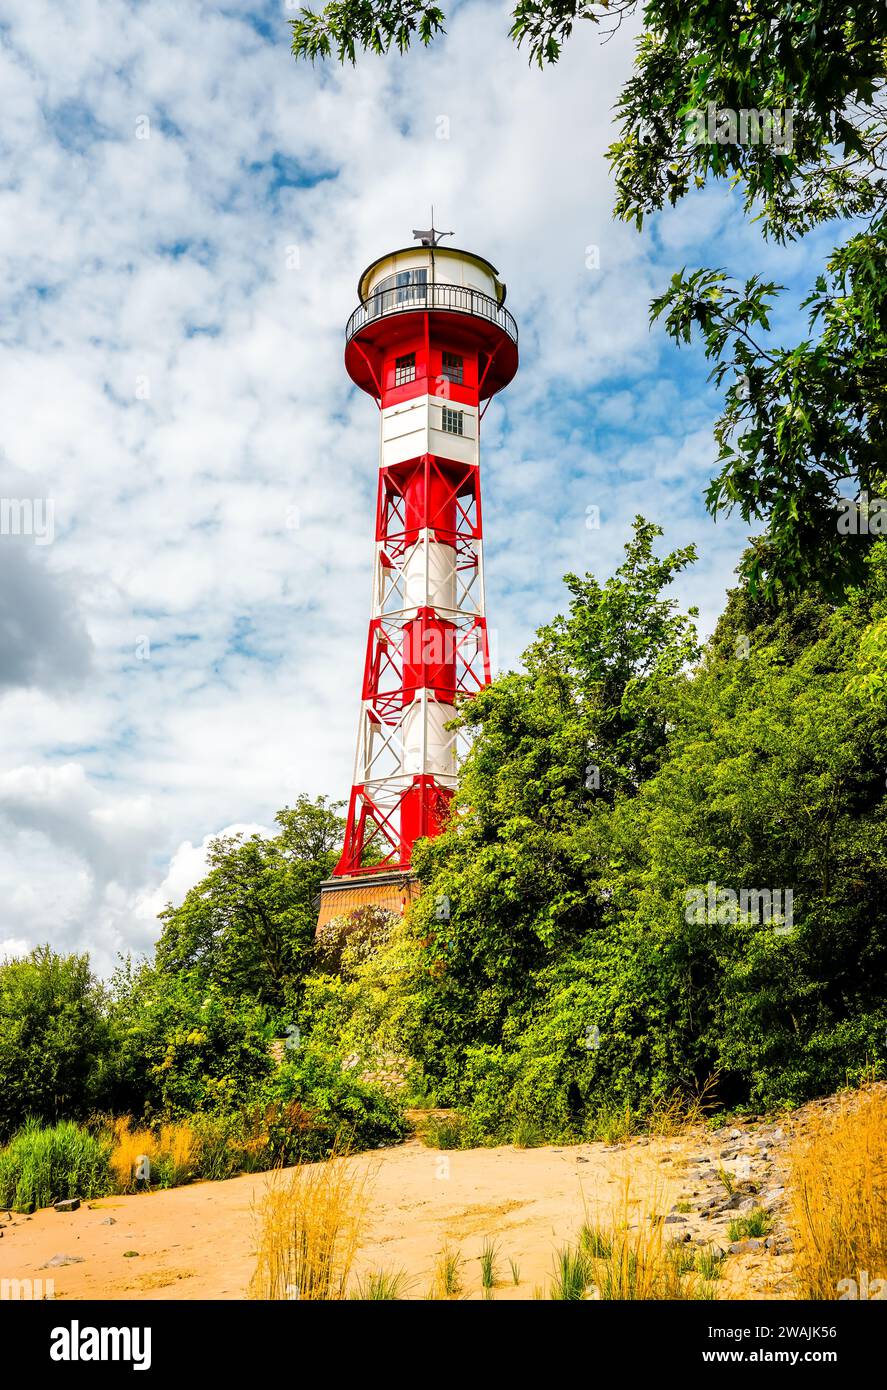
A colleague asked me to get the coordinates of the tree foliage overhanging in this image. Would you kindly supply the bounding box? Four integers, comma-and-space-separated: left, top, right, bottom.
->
291, 1, 887, 600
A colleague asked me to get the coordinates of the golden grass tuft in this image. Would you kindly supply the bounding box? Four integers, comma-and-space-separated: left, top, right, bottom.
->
789, 1084, 887, 1300
565, 1178, 714, 1301
428, 1244, 463, 1299
108, 1117, 158, 1192
249, 1149, 374, 1300
107, 1117, 197, 1192
156, 1121, 197, 1184
647, 1075, 720, 1138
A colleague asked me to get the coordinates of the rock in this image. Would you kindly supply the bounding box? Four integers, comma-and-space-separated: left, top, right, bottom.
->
721, 1192, 746, 1211
40, 1253, 84, 1268
729, 1238, 764, 1254
730, 1128, 743, 1140
576, 1157, 589, 1163
123, 1250, 139, 1258
761, 1186, 785, 1209
719, 1148, 738, 1159
664, 1214, 687, 1223
54, 1198, 80, 1213
100, 1216, 117, 1226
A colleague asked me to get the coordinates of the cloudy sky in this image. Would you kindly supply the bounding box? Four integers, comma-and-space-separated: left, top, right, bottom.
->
0, 0, 833, 970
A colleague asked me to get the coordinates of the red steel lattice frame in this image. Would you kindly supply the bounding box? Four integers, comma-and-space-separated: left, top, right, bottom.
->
334, 298, 516, 877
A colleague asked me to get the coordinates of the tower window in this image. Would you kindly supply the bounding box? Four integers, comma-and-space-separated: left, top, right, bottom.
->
394, 352, 416, 386
441, 352, 464, 385
442, 406, 464, 436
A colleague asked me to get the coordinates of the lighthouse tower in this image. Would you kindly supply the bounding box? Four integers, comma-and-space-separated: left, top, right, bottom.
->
317, 229, 518, 928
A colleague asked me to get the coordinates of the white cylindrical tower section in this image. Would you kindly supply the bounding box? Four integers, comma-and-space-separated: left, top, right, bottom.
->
401, 538, 457, 617
402, 696, 457, 779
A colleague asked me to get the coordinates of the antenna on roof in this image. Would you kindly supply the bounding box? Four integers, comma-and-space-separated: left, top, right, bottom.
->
412, 206, 453, 247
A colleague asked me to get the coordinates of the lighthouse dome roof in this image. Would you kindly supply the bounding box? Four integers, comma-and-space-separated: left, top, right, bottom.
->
357, 245, 507, 307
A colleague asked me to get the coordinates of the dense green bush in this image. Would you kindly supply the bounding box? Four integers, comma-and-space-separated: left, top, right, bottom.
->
105, 961, 276, 1120
258, 1043, 407, 1160
0, 1119, 112, 1211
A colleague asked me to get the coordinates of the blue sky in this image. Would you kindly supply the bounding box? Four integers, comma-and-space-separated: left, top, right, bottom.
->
0, 0, 837, 968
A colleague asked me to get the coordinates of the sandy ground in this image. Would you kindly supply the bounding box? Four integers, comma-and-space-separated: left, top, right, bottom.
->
0, 1132, 796, 1301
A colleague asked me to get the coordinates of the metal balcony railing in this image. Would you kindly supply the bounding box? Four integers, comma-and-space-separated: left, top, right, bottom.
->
346, 281, 518, 345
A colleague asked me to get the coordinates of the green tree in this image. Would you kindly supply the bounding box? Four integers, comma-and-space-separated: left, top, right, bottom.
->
402, 519, 701, 1100
105, 958, 274, 1119
0, 947, 109, 1141
154, 795, 343, 1009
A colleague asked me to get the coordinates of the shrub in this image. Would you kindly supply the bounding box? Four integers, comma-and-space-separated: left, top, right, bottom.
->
106, 963, 275, 1120
315, 905, 396, 977
258, 1044, 406, 1160
418, 1113, 467, 1150
728, 1208, 771, 1242
0, 1119, 112, 1211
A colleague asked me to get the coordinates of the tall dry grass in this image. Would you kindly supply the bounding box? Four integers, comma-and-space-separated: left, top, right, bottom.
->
559, 1178, 716, 1301
647, 1075, 720, 1138
249, 1150, 374, 1300
108, 1117, 157, 1192
107, 1117, 196, 1192
789, 1084, 887, 1300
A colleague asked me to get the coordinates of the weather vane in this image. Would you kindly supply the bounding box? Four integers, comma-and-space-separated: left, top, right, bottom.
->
412, 206, 453, 247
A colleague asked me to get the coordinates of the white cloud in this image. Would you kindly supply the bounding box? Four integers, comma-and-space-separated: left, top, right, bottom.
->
0, 0, 815, 967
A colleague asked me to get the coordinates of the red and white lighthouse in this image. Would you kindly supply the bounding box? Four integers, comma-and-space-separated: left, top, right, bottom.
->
317, 229, 518, 927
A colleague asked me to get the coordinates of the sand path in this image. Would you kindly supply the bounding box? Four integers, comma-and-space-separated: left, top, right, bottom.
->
0, 1136, 681, 1300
